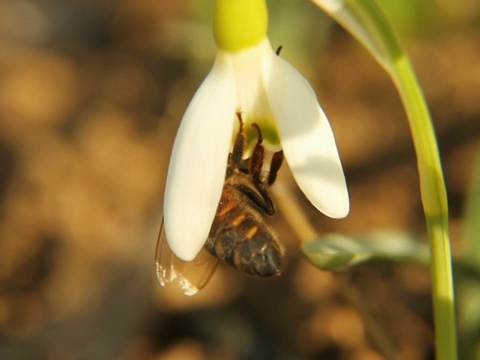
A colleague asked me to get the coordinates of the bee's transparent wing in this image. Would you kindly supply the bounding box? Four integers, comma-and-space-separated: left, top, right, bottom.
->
155, 220, 219, 296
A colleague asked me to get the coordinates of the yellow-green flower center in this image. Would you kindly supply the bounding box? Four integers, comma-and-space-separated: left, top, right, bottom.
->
245, 123, 280, 152
214, 0, 268, 52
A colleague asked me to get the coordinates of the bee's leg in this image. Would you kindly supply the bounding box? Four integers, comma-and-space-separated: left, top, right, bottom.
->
227, 111, 246, 178
246, 123, 275, 216
249, 123, 264, 181
237, 183, 275, 216
267, 150, 284, 185
247, 149, 284, 215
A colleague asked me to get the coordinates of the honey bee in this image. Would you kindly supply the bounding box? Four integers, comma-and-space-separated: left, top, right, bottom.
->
155, 111, 284, 295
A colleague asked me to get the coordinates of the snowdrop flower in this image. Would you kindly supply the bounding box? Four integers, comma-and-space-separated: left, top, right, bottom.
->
164, 0, 349, 261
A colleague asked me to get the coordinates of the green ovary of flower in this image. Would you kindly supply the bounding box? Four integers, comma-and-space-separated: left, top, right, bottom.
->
234, 76, 281, 152
214, 0, 268, 52
245, 122, 280, 152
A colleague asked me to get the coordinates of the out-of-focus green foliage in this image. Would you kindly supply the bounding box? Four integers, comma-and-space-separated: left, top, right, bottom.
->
462, 144, 480, 264
376, 0, 440, 37
457, 144, 480, 359
303, 232, 429, 271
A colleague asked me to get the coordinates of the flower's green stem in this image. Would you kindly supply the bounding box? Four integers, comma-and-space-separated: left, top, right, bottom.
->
392, 54, 456, 360
310, 0, 457, 357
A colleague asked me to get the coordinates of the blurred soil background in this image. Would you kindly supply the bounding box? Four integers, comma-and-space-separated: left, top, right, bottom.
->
0, 0, 479, 359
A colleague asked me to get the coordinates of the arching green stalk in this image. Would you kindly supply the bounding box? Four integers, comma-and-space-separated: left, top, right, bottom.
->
311, 0, 456, 358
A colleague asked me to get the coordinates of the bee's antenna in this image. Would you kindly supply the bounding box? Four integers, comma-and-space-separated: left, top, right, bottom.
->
275, 45, 283, 56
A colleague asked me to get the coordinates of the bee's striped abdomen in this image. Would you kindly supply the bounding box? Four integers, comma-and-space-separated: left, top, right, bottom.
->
205, 185, 283, 277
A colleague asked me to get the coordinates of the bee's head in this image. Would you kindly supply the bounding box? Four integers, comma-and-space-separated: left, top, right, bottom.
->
234, 235, 283, 277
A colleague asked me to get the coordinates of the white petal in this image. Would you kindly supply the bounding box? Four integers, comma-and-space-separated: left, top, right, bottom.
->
264, 55, 350, 218
164, 53, 237, 261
